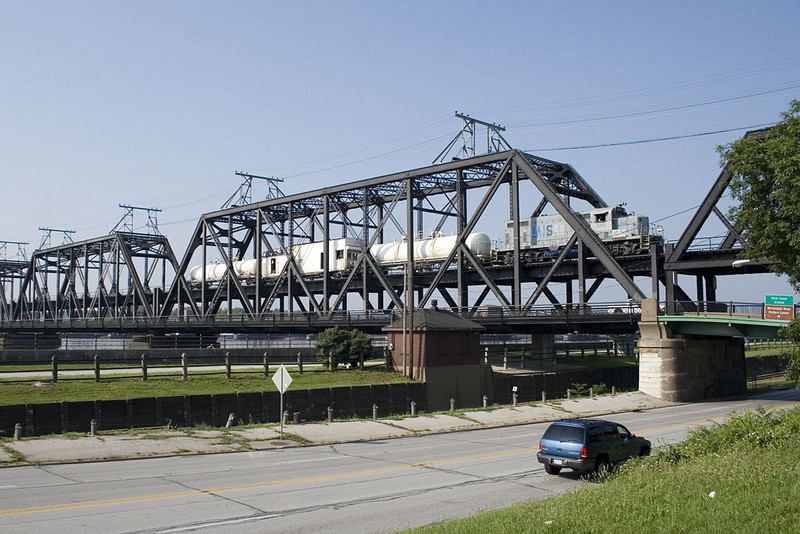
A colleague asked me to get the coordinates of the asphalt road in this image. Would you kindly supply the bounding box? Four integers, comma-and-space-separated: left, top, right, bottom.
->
1, 388, 798, 534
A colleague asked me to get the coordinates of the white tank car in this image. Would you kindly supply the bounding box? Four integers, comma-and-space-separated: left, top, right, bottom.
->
189, 233, 493, 284
369, 232, 492, 265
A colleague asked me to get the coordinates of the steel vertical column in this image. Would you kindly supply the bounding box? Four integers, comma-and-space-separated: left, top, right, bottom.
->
227, 215, 233, 315
363, 188, 369, 311
578, 239, 586, 307
288, 202, 294, 314
83, 243, 89, 318
406, 177, 415, 378
201, 222, 207, 317
255, 209, 262, 316
457, 170, 467, 312
651, 241, 659, 301
511, 161, 521, 310
323, 196, 330, 313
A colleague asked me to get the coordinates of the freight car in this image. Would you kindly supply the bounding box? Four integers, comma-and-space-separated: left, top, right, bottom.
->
188, 233, 493, 284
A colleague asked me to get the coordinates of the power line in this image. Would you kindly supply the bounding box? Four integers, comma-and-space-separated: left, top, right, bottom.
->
525, 123, 775, 152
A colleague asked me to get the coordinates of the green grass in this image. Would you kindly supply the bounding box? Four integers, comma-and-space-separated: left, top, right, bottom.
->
406, 407, 800, 534
0, 366, 411, 405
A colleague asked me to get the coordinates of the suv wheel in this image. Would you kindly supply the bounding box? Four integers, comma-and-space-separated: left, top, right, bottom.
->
544, 463, 561, 475
594, 457, 610, 479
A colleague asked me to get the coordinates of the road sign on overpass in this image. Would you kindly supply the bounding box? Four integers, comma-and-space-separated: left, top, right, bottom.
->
765, 295, 794, 321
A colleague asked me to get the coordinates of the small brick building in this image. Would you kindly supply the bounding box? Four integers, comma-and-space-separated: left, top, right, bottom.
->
383, 308, 490, 411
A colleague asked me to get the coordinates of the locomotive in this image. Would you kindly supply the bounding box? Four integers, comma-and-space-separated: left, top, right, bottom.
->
496, 205, 650, 264
188, 205, 649, 284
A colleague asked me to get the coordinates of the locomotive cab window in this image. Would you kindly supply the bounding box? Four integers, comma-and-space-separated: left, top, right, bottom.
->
594, 212, 607, 223
336, 250, 344, 260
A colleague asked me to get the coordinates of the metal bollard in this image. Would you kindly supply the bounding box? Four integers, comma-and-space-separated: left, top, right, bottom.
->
283, 410, 290, 426
589, 387, 594, 398
450, 398, 456, 411
90, 419, 97, 436
512, 392, 518, 406
567, 389, 571, 400
225, 413, 235, 429
503, 348, 508, 369
297, 352, 303, 374
612, 386, 616, 396
327, 406, 334, 424
181, 353, 188, 380
541, 391, 546, 403
372, 404, 378, 420
411, 401, 417, 416
483, 395, 488, 408
14, 423, 21, 440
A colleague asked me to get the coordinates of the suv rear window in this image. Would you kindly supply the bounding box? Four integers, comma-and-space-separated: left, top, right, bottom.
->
542, 424, 585, 443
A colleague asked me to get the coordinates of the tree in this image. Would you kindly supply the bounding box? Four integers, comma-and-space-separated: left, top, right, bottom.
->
315, 327, 373, 370
720, 100, 800, 287
718, 100, 800, 385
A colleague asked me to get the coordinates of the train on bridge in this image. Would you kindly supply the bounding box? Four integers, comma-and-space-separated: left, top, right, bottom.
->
189, 205, 651, 285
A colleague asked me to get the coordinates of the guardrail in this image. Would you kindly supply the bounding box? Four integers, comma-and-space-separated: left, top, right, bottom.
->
0, 302, 644, 331
663, 301, 799, 319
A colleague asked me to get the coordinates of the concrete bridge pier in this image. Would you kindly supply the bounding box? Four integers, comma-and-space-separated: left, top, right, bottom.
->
638, 299, 746, 402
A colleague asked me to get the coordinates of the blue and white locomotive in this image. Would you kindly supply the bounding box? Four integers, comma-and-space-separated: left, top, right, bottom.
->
497, 205, 650, 263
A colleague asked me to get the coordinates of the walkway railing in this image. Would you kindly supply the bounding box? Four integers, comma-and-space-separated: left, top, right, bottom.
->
664, 300, 799, 320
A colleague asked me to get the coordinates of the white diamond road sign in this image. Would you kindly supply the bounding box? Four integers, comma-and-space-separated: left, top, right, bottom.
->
272, 365, 292, 393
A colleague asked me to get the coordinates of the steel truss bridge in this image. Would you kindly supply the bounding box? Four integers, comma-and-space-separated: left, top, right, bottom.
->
0, 130, 776, 338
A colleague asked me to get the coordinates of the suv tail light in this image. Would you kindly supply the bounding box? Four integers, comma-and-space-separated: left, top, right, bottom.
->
580, 447, 588, 458
539, 440, 542, 452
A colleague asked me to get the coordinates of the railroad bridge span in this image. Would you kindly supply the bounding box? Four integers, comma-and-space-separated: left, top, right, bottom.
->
0, 129, 783, 368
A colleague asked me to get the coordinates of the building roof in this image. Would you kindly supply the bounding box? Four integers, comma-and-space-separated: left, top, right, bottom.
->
383, 308, 485, 332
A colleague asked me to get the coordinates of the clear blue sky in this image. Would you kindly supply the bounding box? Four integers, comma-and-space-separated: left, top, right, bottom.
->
1, 1, 798, 302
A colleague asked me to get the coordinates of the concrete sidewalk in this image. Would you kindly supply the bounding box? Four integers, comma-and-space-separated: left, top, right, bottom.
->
0, 392, 674, 466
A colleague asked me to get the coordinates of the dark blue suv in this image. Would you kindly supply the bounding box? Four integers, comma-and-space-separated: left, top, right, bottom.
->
537, 418, 651, 477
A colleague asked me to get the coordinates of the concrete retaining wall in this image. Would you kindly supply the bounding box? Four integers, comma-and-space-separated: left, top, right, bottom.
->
0, 382, 426, 437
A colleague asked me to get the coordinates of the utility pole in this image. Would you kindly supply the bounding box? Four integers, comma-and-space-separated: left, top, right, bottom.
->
0, 240, 28, 260
433, 111, 511, 164
111, 205, 162, 235
222, 172, 285, 208
38, 228, 75, 249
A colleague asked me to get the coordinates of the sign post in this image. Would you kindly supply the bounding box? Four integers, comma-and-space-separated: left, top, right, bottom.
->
765, 295, 795, 321
272, 364, 293, 439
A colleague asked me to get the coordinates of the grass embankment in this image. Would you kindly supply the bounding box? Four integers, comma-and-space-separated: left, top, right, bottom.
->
0, 366, 410, 405
407, 406, 800, 534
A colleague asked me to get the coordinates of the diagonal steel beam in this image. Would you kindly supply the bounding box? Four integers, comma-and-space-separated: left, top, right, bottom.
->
514, 152, 646, 302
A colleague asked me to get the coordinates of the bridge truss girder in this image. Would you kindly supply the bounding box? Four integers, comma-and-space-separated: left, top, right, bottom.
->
14, 233, 181, 321
160, 149, 647, 321
663, 128, 774, 312
0, 260, 28, 321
